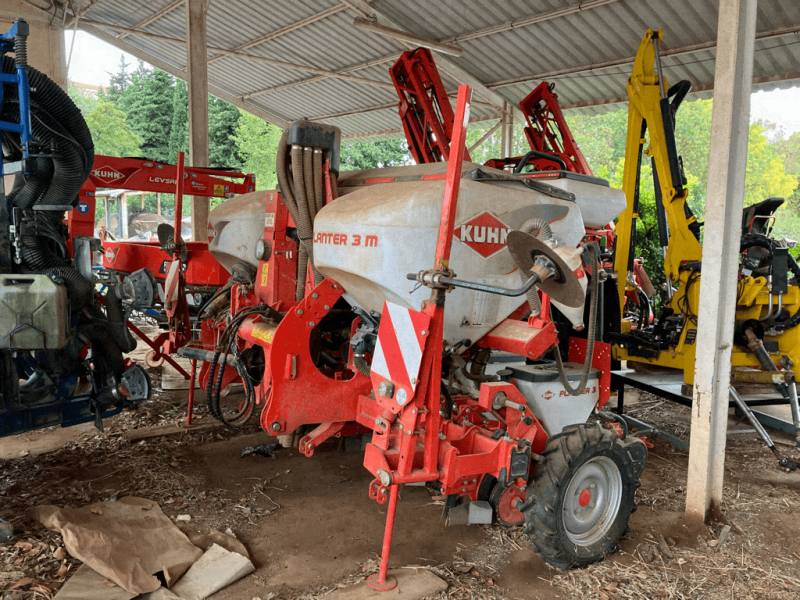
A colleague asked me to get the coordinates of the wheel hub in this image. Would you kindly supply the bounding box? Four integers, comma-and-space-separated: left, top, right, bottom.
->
562, 456, 622, 547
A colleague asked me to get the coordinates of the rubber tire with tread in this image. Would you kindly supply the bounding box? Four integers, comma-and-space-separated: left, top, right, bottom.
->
522, 422, 640, 569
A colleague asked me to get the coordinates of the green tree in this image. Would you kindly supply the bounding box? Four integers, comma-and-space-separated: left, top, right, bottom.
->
68, 84, 98, 116
232, 111, 283, 190
117, 64, 175, 162
168, 80, 189, 164
568, 109, 628, 175
339, 139, 411, 170
209, 97, 241, 168
745, 122, 797, 205
83, 98, 141, 157
101, 54, 131, 105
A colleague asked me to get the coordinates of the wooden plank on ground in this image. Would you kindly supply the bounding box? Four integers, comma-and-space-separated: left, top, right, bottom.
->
123, 420, 221, 442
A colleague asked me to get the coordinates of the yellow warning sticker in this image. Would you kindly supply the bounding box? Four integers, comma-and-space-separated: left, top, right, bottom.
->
251, 327, 274, 344
214, 184, 224, 196
260, 264, 269, 287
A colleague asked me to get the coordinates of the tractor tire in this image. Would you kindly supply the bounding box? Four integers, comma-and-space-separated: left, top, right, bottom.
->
522, 422, 645, 569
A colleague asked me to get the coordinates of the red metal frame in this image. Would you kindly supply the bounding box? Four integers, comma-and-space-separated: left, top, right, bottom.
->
69, 155, 256, 395
152, 85, 616, 592
70, 154, 255, 247
390, 48, 471, 165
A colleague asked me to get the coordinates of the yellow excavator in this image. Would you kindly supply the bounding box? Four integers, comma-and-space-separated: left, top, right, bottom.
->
611, 29, 800, 459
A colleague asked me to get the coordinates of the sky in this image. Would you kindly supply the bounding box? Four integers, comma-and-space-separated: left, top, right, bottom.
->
66, 30, 800, 138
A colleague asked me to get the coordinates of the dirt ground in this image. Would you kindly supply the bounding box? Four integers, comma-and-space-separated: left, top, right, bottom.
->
2, 375, 800, 599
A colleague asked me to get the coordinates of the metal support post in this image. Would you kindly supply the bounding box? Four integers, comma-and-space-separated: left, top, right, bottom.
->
685, 0, 757, 525
500, 101, 514, 158
185, 0, 210, 242
120, 194, 129, 239
186, 359, 198, 425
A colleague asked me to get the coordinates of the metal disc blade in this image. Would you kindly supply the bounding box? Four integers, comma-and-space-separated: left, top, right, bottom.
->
157, 223, 175, 247
506, 230, 584, 308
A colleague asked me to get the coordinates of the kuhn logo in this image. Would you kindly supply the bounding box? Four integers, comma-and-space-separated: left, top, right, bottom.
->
93, 166, 124, 184
542, 390, 554, 400
453, 211, 511, 258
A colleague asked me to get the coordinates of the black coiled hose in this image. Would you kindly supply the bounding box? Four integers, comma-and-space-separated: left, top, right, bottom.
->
1, 55, 94, 272
42, 267, 92, 310
554, 245, 600, 396
206, 304, 282, 427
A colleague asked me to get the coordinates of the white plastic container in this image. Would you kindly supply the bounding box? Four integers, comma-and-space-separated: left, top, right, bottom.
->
0, 274, 68, 349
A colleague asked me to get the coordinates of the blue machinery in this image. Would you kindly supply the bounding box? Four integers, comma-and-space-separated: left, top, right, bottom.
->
0, 19, 152, 437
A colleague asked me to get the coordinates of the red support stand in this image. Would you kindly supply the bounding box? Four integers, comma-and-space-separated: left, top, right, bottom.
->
366, 484, 400, 591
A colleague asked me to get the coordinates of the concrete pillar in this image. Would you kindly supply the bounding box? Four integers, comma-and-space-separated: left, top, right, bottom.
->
0, 1, 67, 88
185, 0, 210, 242
685, 0, 757, 525
500, 101, 514, 159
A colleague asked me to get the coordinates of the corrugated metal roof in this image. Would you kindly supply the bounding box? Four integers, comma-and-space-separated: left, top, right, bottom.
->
67, 0, 800, 138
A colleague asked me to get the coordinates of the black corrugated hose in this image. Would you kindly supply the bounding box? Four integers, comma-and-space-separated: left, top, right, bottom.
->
1, 54, 93, 275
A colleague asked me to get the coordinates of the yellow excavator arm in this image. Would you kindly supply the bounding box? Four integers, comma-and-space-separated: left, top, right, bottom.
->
614, 29, 703, 319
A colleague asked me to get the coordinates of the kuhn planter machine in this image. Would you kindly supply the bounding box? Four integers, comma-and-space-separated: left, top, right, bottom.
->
191, 85, 646, 584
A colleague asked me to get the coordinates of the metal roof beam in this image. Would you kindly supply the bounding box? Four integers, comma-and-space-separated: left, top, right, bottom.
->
352, 17, 463, 56
208, 3, 349, 64
339, 0, 524, 121
447, 0, 620, 44
79, 22, 290, 128
118, 0, 183, 40
80, 19, 394, 91
312, 96, 495, 121
243, 52, 400, 99
487, 24, 800, 90
560, 70, 800, 110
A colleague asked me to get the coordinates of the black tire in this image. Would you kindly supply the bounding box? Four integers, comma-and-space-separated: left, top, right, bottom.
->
522, 422, 643, 569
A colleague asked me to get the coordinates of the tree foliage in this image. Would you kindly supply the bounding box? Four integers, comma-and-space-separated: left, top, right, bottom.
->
168, 80, 189, 164
83, 98, 141, 157
116, 63, 175, 162
232, 111, 283, 190
339, 140, 411, 170
101, 55, 131, 105
209, 97, 241, 169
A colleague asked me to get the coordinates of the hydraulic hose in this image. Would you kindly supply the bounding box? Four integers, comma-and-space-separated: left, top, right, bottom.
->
554, 245, 600, 396
739, 233, 800, 331
276, 130, 325, 298
461, 347, 496, 383
313, 148, 325, 215
296, 245, 309, 297
43, 266, 92, 310
105, 286, 137, 353
303, 147, 316, 220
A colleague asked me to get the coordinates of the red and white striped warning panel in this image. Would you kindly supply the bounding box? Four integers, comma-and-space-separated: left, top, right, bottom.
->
370, 302, 430, 392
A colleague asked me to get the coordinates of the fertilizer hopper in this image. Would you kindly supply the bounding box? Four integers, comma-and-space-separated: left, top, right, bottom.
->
314, 161, 625, 344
